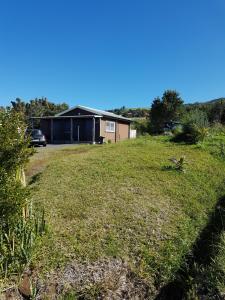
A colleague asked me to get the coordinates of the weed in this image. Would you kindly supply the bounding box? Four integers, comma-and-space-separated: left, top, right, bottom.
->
163, 156, 188, 172
60, 291, 78, 300
169, 156, 187, 172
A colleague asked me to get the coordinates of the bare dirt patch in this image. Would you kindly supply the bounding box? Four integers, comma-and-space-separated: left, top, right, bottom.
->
34, 259, 153, 299
1, 259, 153, 299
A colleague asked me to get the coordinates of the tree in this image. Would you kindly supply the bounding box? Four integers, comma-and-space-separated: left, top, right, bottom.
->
208, 100, 225, 123
150, 90, 184, 133
11, 98, 26, 115
11, 97, 68, 118
149, 97, 165, 133
11, 97, 69, 127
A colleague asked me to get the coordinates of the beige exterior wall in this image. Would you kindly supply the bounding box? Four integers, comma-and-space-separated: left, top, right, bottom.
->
100, 119, 130, 142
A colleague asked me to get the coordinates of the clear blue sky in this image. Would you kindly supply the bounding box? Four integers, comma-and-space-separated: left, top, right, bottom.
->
0, 0, 225, 109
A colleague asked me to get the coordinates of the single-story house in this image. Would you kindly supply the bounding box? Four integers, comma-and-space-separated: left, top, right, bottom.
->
32, 105, 132, 144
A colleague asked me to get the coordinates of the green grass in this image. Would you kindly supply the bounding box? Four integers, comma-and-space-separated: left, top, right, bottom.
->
27, 136, 225, 296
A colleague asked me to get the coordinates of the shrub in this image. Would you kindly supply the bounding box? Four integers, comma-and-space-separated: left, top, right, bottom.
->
210, 122, 225, 136
132, 118, 150, 136
173, 110, 209, 143
171, 125, 182, 136
0, 109, 45, 277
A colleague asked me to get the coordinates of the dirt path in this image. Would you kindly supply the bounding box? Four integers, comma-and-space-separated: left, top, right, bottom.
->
25, 144, 79, 181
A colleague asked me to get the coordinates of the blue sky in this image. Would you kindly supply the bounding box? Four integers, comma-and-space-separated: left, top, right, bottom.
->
0, 0, 225, 109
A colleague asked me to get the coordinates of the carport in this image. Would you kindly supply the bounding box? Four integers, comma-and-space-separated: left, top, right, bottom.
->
31, 115, 101, 144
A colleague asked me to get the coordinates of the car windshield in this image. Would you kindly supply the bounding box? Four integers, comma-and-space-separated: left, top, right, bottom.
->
32, 129, 42, 136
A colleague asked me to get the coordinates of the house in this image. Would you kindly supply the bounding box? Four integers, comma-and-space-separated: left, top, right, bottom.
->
32, 105, 132, 144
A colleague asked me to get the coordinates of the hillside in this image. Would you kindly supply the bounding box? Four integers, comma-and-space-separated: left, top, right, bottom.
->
109, 98, 225, 119
15, 136, 225, 299
189, 97, 225, 106
108, 107, 150, 118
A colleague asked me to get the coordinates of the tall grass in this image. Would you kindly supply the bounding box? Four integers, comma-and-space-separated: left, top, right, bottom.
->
0, 204, 45, 277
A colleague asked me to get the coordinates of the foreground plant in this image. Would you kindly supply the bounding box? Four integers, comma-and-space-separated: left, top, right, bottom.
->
0, 109, 45, 278
168, 156, 187, 172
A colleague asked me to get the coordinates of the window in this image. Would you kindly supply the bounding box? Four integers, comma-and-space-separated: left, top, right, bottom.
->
106, 121, 115, 132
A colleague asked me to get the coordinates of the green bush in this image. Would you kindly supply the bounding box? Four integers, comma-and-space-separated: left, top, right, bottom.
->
0, 109, 45, 277
173, 110, 209, 143
171, 125, 182, 135
132, 118, 149, 136
209, 122, 225, 136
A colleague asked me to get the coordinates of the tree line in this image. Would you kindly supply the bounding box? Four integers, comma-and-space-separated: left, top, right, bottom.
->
112, 91, 225, 137
108, 106, 149, 118
3, 94, 225, 137
10, 97, 68, 120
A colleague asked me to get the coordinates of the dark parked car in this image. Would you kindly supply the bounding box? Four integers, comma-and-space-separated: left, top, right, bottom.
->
28, 129, 47, 147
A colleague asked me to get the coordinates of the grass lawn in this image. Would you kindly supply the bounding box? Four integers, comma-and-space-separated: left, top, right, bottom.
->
27, 136, 225, 298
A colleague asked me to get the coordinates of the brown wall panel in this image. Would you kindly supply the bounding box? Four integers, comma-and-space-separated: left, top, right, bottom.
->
117, 122, 129, 141
100, 119, 129, 142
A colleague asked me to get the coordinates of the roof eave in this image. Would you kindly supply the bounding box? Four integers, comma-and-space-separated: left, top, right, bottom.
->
55, 104, 132, 122
30, 115, 102, 119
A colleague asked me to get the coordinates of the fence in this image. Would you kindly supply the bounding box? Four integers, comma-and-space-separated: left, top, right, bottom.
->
130, 129, 136, 139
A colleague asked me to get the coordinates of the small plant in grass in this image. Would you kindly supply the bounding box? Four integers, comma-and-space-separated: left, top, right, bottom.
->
163, 156, 188, 172
162, 156, 187, 172
169, 156, 187, 172
0, 109, 45, 278
29, 278, 38, 300
60, 291, 78, 299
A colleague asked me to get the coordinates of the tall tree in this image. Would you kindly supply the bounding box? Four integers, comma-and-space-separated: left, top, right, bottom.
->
149, 97, 165, 133
11, 98, 26, 114
150, 90, 184, 133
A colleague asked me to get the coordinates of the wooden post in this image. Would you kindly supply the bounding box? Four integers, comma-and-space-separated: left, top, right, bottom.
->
99, 118, 102, 136
128, 123, 131, 139
70, 118, 73, 143
115, 121, 117, 143
51, 118, 53, 143
92, 117, 95, 144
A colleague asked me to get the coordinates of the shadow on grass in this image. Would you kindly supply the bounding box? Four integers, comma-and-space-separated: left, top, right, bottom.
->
155, 196, 225, 300
29, 172, 43, 185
